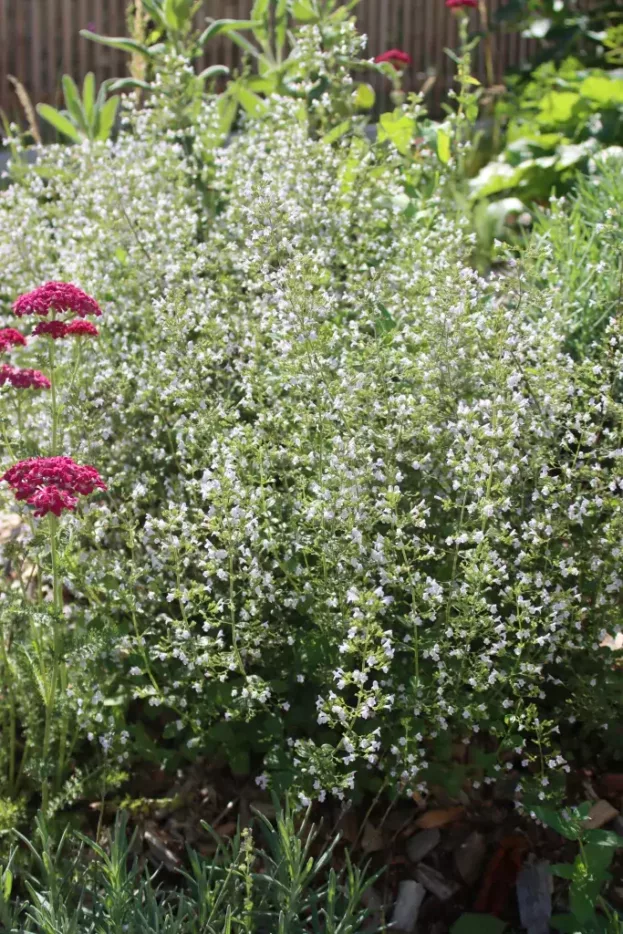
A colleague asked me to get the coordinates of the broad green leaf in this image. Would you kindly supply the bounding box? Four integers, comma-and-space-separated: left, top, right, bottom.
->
451, 914, 507, 934
322, 120, 351, 145
163, 0, 194, 31
291, 0, 317, 19
62, 75, 87, 132
378, 112, 414, 155
236, 86, 267, 117
580, 74, 623, 105
79, 30, 155, 59
82, 72, 95, 126
551, 914, 584, 934
36, 104, 81, 142
537, 91, 581, 126
585, 829, 623, 848
437, 127, 451, 164
532, 805, 583, 840
94, 95, 119, 141
550, 863, 575, 880
353, 83, 375, 109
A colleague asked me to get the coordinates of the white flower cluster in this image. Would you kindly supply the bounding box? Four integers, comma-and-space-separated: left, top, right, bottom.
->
1, 35, 622, 803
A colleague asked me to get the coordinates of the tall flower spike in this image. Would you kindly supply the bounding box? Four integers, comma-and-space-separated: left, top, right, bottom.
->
13, 282, 102, 318
0, 328, 27, 352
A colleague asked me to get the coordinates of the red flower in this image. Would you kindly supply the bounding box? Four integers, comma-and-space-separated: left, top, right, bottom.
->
374, 49, 413, 69
33, 321, 69, 340
446, 0, 478, 8
13, 282, 102, 318
0, 328, 27, 353
28, 485, 78, 518
65, 320, 99, 338
2, 456, 107, 517
0, 365, 51, 389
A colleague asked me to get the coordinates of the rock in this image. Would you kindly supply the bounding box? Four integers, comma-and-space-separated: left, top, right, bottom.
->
517, 861, 552, 934
361, 886, 383, 932
407, 828, 441, 863
415, 806, 464, 830
415, 863, 460, 902
455, 831, 487, 885
392, 880, 426, 932
611, 815, 623, 839
581, 799, 620, 830
361, 821, 385, 854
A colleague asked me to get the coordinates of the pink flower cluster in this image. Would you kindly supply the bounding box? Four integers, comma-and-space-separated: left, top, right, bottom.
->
0, 328, 27, 353
446, 0, 478, 8
374, 49, 413, 69
0, 365, 51, 390
13, 282, 102, 319
33, 320, 99, 340
1, 456, 107, 517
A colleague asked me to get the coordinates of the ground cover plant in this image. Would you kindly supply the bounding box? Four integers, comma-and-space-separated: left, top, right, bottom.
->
1, 0, 623, 930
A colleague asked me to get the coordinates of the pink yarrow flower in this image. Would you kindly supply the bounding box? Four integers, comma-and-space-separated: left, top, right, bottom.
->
28, 485, 78, 518
374, 49, 413, 69
66, 319, 99, 338
446, 0, 478, 8
33, 321, 69, 340
2, 456, 107, 517
0, 328, 27, 352
13, 282, 102, 318
0, 364, 51, 390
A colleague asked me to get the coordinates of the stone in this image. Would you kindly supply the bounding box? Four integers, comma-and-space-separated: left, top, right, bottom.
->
406, 828, 441, 863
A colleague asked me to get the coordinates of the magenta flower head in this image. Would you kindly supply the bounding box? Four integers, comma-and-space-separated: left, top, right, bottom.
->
13, 282, 102, 319
1, 456, 107, 517
66, 320, 99, 338
0, 364, 51, 390
0, 328, 27, 353
446, 0, 478, 8
33, 321, 69, 340
374, 49, 413, 70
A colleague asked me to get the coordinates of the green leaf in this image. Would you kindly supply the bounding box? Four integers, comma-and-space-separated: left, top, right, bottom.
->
79, 30, 155, 59
163, 0, 194, 31
551, 914, 584, 933
251, 0, 270, 19
451, 914, 507, 934
580, 74, 623, 105
322, 120, 351, 145
378, 112, 415, 156
437, 127, 451, 164
198, 65, 230, 81
82, 72, 96, 126
585, 829, 623, 848
550, 863, 575, 880
353, 83, 375, 110
235, 86, 267, 118
36, 104, 81, 142
275, 0, 288, 52
198, 19, 258, 46
94, 96, 119, 141
217, 94, 239, 138
2, 869, 12, 901
532, 805, 583, 840
62, 75, 87, 132
291, 0, 318, 21
375, 303, 397, 337
108, 78, 152, 92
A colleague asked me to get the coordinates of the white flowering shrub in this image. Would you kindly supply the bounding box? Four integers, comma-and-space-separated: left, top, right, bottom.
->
0, 21, 622, 815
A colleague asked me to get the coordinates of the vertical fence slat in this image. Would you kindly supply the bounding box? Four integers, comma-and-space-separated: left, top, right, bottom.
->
62, 0, 72, 78
31, 0, 42, 105
0, 0, 7, 107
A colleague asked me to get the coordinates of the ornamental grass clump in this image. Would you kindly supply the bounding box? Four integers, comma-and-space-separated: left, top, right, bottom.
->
0, 17, 621, 821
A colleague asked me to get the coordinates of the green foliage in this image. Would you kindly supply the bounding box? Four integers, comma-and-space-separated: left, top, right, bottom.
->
471, 59, 623, 208
36, 73, 119, 143
1, 806, 380, 932
532, 804, 623, 933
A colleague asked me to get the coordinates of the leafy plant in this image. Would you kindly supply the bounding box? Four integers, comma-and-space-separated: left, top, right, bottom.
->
36, 73, 119, 143
533, 803, 623, 933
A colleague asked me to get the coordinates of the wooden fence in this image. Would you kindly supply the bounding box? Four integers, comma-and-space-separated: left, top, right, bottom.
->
0, 0, 540, 122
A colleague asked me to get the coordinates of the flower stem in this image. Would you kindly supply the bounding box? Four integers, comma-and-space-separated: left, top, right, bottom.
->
42, 513, 62, 814
48, 340, 58, 455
